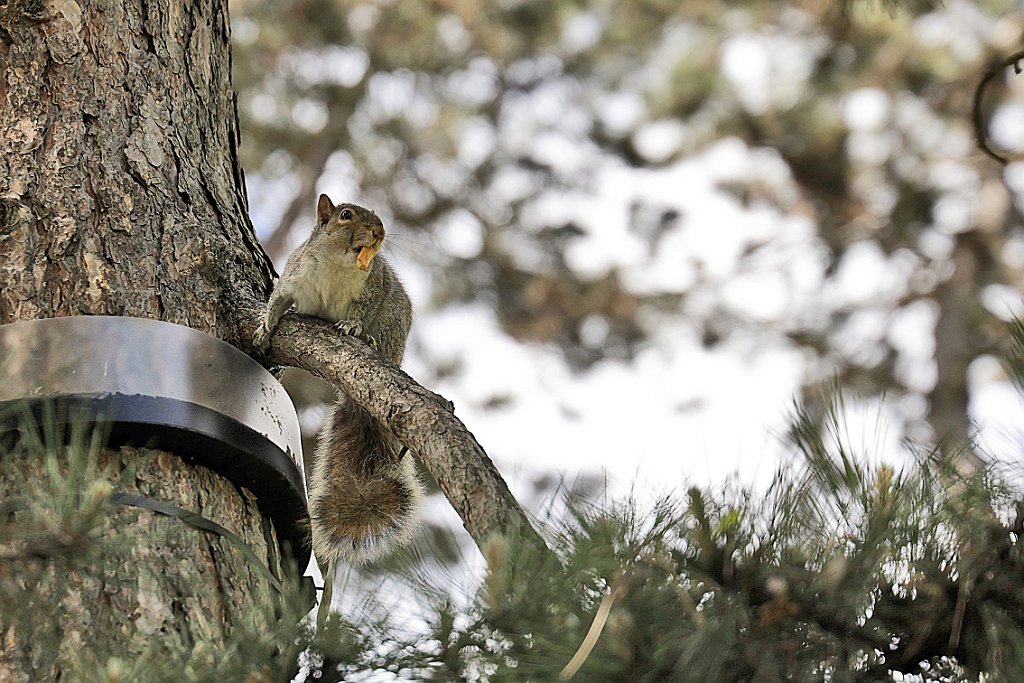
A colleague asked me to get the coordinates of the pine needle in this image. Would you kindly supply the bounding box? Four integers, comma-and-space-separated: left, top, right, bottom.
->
559, 579, 627, 680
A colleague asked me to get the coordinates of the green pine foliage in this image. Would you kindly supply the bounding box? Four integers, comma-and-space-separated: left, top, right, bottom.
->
370, 449, 1020, 681
0, 406, 316, 682
313, 382, 1024, 681
7, 326, 1024, 682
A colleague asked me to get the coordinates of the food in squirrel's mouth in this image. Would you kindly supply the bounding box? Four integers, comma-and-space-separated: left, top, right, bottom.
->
356, 245, 378, 270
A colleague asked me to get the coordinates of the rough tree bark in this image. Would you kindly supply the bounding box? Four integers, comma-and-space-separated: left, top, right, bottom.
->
0, 0, 546, 675
0, 0, 273, 325
0, 0, 280, 677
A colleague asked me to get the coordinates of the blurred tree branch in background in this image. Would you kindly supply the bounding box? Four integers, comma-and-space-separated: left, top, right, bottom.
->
973, 48, 1024, 164
232, 0, 1024, 468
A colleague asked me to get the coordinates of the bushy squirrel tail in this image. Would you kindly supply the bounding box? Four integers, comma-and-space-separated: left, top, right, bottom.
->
308, 396, 423, 565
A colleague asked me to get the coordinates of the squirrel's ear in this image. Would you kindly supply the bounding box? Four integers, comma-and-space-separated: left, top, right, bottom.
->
316, 194, 335, 228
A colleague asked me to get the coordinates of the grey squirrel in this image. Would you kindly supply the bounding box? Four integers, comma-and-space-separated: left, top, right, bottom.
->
253, 194, 422, 565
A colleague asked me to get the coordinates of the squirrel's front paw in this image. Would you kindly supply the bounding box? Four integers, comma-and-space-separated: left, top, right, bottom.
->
336, 320, 378, 349
253, 322, 272, 353
335, 319, 363, 337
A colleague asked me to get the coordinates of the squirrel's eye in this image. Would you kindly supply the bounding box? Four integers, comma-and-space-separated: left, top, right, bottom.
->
340, 209, 353, 220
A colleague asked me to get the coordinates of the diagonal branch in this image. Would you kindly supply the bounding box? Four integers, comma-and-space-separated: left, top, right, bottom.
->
972, 48, 1024, 165
235, 303, 551, 561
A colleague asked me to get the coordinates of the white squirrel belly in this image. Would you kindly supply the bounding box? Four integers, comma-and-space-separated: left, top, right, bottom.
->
290, 256, 368, 322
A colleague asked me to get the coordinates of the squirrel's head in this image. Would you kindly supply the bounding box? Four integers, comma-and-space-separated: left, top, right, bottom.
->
315, 194, 385, 271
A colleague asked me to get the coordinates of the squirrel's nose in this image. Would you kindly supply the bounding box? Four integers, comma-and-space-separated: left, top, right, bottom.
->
372, 225, 384, 241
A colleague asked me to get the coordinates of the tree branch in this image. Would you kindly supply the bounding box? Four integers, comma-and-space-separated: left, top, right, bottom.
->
972, 49, 1024, 165
260, 129, 339, 263
235, 303, 552, 561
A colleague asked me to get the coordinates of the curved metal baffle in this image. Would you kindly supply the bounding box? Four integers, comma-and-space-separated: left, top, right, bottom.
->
0, 315, 310, 573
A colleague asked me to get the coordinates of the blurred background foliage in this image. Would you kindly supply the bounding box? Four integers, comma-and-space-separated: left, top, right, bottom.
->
229, 0, 1024, 555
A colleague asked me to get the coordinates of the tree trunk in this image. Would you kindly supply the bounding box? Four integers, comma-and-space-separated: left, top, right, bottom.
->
929, 232, 989, 474
0, 0, 273, 329
0, 445, 284, 680
0, 0, 280, 676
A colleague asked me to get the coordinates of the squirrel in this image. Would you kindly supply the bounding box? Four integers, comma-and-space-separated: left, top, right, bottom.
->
253, 193, 423, 566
